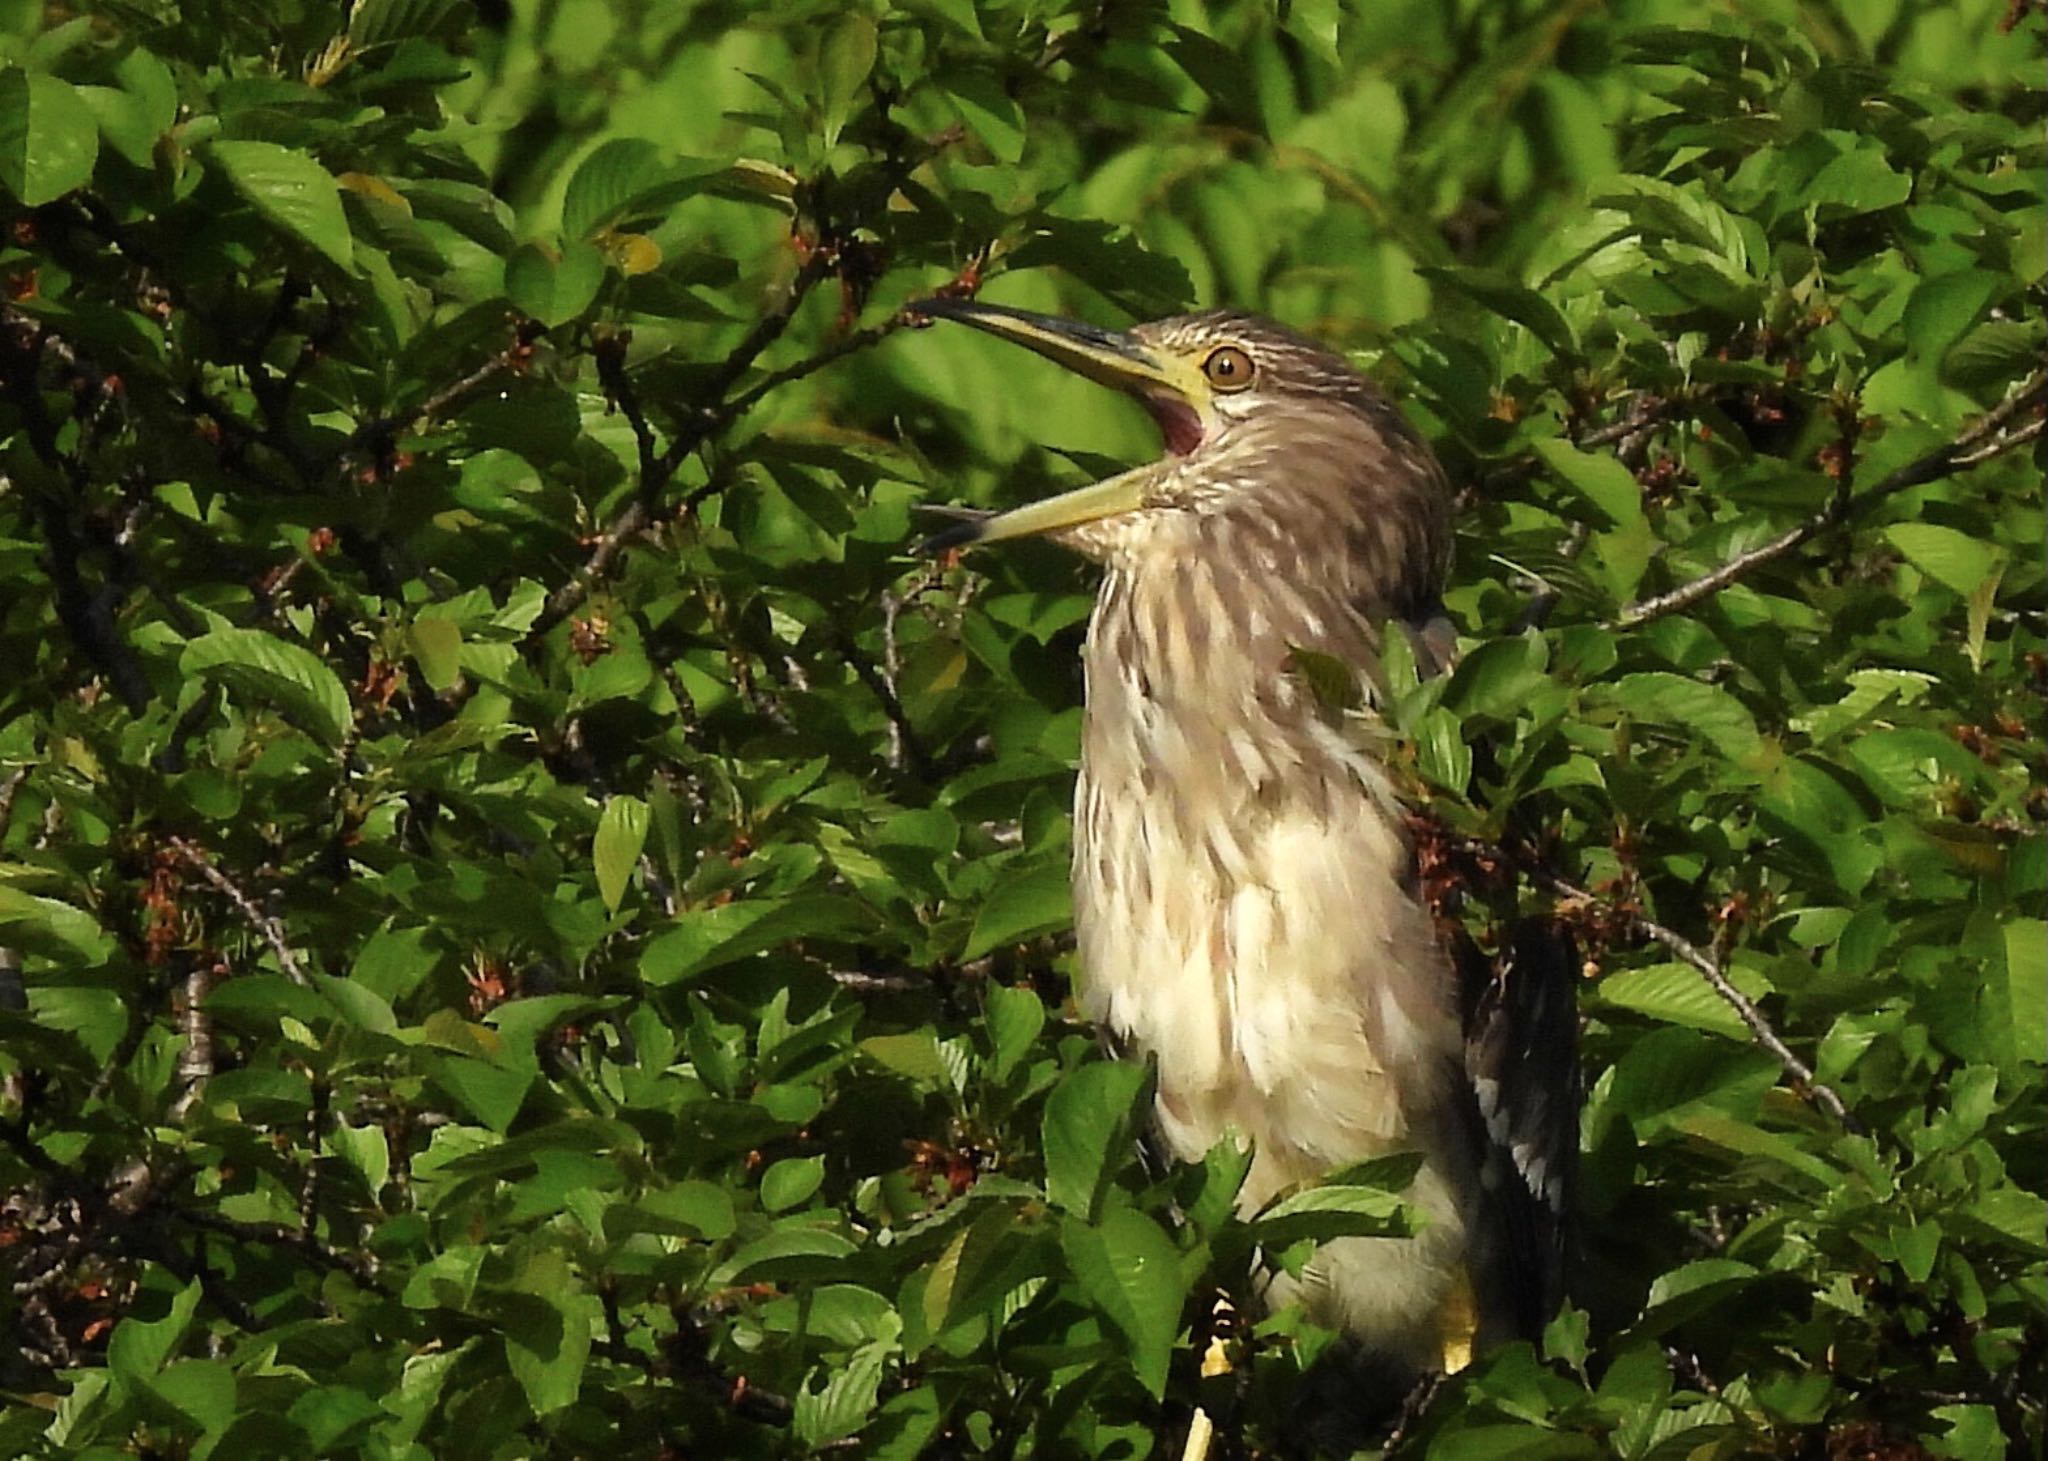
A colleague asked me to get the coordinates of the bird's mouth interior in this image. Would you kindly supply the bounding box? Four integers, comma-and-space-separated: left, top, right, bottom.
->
1143, 393, 1205, 456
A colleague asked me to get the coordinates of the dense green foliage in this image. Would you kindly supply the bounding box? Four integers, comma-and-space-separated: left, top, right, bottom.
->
1, 1, 2043, 1456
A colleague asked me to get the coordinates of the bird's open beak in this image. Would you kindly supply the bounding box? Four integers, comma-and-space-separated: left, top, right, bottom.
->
911, 297, 1209, 553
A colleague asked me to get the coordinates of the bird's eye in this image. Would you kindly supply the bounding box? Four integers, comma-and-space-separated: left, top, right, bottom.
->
1202, 345, 1255, 391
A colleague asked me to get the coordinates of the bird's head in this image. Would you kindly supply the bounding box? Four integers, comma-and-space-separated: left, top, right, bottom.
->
912, 298, 1430, 557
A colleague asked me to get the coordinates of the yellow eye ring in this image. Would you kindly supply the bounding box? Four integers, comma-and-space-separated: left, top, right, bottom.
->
1202, 345, 1255, 391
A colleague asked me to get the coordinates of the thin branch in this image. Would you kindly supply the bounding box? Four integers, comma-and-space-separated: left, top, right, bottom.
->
837, 626, 935, 780
1612, 367, 2048, 629
532, 500, 655, 639
526, 259, 841, 643
165, 837, 311, 986
0, 1108, 64, 1177
593, 329, 662, 492
385, 323, 539, 435
1953, 410, 2043, 465
656, 252, 836, 483
530, 270, 915, 641
171, 1208, 386, 1290
1522, 859, 1865, 1133
719, 317, 904, 422
827, 968, 927, 993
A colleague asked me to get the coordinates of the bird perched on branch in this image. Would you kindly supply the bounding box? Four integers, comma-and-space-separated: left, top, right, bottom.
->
913, 298, 1578, 1423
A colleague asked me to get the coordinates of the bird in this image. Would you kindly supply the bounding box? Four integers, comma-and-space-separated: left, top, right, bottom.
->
911, 297, 1578, 1424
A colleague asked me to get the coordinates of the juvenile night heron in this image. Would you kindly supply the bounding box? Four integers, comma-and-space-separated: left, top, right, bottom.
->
914, 299, 1577, 1413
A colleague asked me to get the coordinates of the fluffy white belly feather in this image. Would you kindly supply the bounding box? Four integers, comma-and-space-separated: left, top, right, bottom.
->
1072, 694, 1472, 1365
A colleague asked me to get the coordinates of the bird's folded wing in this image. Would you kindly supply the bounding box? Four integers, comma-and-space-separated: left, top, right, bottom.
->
1459, 919, 1581, 1342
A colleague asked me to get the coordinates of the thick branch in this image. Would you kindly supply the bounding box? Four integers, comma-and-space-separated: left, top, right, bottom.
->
1612, 368, 2048, 629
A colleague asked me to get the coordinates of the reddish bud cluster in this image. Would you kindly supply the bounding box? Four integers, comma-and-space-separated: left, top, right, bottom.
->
465, 953, 512, 1015
904, 1136, 985, 1200
141, 848, 184, 968
568, 613, 613, 665
1634, 452, 1693, 500
358, 656, 404, 712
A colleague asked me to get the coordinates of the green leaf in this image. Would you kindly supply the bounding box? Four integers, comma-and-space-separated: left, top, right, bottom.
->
1289, 645, 1364, 712
1884, 523, 2004, 598
181, 624, 354, 745
0, 885, 115, 962
409, 616, 462, 692
1640, 1257, 1758, 1330
147, 1359, 236, 1437
330, 1120, 391, 1195
1597, 961, 1758, 1040
861, 1029, 946, 1083
795, 1341, 889, 1447
621, 1180, 737, 1241
1042, 1060, 1150, 1220
641, 895, 870, 984
1607, 672, 1763, 763
1446, 632, 1550, 720
1902, 270, 2006, 375
286, 1385, 387, 1452
107, 1280, 201, 1384
349, 0, 467, 49
1245, 1183, 1408, 1249
593, 794, 649, 913
944, 71, 1024, 163
923, 1200, 1036, 1334
898, 0, 981, 38
1531, 438, 1644, 528
963, 860, 1070, 959
818, 13, 877, 147
2001, 920, 2047, 1067
717, 1225, 860, 1287
1421, 266, 1578, 358
761, 1155, 825, 1212
985, 983, 1045, 1083
559, 139, 720, 240
505, 240, 606, 326
499, 1253, 596, 1416
1283, 0, 1342, 67
1059, 1206, 1185, 1398
428, 1054, 531, 1133
0, 68, 98, 206
1803, 143, 1911, 216
208, 140, 354, 268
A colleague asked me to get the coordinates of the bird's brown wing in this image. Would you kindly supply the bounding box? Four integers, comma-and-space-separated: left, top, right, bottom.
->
1456, 919, 1580, 1343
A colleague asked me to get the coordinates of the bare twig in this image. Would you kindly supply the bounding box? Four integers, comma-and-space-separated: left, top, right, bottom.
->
342, 319, 544, 466
1612, 367, 2048, 629
719, 317, 904, 422
165, 837, 311, 986
1522, 859, 1864, 1133
827, 968, 926, 993
534, 501, 656, 641
837, 627, 935, 780
593, 330, 663, 492
530, 262, 845, 640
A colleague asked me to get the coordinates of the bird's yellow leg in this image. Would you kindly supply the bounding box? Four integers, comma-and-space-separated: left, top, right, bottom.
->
1438, 1272, 1479, 1375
